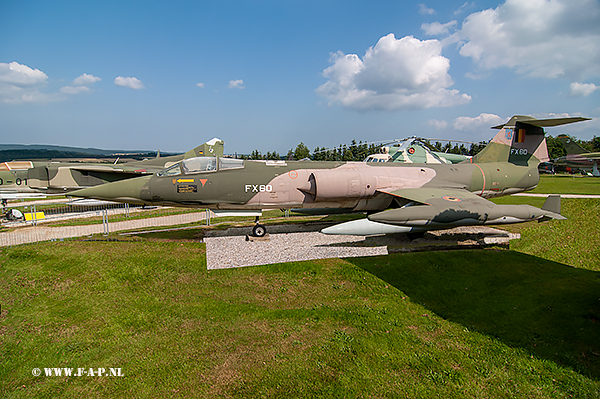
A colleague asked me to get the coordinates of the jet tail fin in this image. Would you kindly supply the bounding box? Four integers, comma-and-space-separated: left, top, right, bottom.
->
473, 116, 590, 166
183, 138, 224, 159
556, 134, 591, 155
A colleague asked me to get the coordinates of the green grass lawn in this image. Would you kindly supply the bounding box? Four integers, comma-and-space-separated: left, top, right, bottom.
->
531, 175, 600, 195
490, 197, 600, 269
1, 177, 599, 397
2, 241, 599, 398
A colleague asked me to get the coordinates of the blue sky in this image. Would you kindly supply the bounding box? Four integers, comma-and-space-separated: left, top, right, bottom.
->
1, 0, 599, 154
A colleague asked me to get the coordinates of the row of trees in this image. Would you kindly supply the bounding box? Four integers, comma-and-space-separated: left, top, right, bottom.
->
242, 139, 488, 161
547, 135, 600, 159
241, 135, 599, 162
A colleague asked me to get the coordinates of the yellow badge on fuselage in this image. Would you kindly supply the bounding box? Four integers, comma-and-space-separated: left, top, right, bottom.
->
173, 178, 195, 184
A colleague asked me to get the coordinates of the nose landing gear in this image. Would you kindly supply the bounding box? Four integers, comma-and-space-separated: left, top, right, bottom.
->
252, 216, 267, 237
252, 223, 266, 237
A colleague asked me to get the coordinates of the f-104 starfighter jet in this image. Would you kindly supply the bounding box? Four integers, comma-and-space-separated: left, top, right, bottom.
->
71, 115, 590, 237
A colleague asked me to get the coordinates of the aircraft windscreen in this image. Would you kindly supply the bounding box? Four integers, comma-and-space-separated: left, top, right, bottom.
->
182, 157, 217, 174
219, 158, 244, 170
157, 163, 182, 176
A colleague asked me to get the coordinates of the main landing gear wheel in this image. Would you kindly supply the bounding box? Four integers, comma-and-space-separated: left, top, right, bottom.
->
252, 223, 266, 237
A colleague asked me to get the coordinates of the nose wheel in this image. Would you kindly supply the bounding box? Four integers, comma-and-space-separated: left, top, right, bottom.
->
252, 223, 266, 237
251, 215, 267, 237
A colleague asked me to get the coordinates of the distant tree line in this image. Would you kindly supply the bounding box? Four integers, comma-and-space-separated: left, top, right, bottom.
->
0, 150, 96, 163
242, 134, 599, 161
241, 140, 382, 161
0, 149, 179, 163
420, 140, 488, 157
311, 140, 383, 161
243, 139, 486, 161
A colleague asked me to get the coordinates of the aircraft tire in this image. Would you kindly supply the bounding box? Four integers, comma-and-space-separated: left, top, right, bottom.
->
252, 224, 266, 237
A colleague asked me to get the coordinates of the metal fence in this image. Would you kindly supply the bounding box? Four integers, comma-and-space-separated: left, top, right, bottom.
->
0, 199, 209, 247
5, 200, 140, 225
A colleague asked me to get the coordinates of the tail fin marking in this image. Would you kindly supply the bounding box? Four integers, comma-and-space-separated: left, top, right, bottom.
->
474, 115, 590, 166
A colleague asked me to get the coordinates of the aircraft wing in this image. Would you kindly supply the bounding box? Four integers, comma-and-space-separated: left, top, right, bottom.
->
322, 187, 565, 235
377, 187, 492, 207
70, 165, 152, 174
576, 152, 600, 160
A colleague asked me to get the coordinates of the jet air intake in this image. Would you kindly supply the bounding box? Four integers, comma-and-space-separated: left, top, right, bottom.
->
298, 171, 377, 200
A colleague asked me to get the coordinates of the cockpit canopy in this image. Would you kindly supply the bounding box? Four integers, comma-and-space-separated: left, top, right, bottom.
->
157, 157, 244, 177
182, 157, 217, 174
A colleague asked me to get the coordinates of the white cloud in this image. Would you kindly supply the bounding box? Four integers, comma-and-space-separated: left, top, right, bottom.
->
426, 119, 448, 129
569, 82, 598, 97
0, 61, 53, 103
418, 4, 435, 15
114, 76, 145, 90
454, 2, 474, 16
0, 63, 102, 103
421, 21, 457, 36
60, 85, 91, 95
452, 113, 505, 131
454, 0, 600, 81
60, 73, 101, 96
465, 71, 490, 80
316, 33, 471, 111
0, 62, 48, 87
228, 79, 245, 89
196, 82, 205, 88
73, 73, 101, 86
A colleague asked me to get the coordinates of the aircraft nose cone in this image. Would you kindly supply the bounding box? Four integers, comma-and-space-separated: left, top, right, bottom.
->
70, 175, 152, 204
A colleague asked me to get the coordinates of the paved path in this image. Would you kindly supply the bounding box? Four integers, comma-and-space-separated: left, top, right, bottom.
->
0, 212, 207, 247
203, 225, 517, 270
206, 232, 389, 270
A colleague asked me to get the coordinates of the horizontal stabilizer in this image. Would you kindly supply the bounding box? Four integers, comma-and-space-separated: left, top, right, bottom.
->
541, 194, 561, 214
539, 194, 566, 221
492, 116, 590, 129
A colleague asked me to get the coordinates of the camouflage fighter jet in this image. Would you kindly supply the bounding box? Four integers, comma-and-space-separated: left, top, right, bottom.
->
0, 138, 224, 201
70, 116, 589, 237
552, 134, 600, 176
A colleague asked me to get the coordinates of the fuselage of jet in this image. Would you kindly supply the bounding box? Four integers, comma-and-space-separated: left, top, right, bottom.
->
71, 115, 589, 236
70, 157, 539, 212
